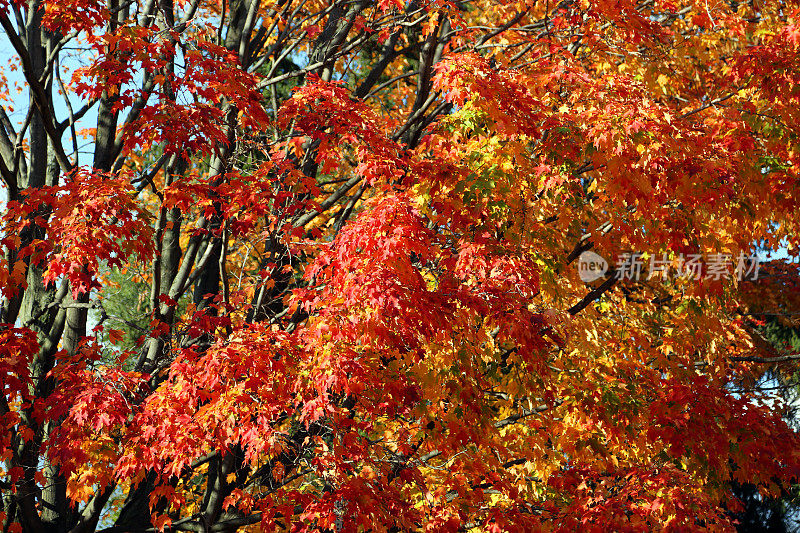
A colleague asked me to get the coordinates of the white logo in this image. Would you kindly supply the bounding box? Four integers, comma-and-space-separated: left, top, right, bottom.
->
578, 251, 608, 282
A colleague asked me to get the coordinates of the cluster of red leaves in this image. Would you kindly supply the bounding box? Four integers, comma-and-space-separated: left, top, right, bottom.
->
2, 170, 152, 297
0, 328, 37, 453
279, 78, 408, 184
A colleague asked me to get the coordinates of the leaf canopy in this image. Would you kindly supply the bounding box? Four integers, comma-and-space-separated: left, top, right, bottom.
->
1, 0, 800, 531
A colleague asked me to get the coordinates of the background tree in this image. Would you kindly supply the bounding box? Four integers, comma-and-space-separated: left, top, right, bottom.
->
2, 0, 800, 532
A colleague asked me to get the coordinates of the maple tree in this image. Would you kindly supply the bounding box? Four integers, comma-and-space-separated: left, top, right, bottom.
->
2, 0, 800, 530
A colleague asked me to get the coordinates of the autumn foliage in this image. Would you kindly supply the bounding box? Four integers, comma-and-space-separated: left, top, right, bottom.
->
2, 0, 800, 531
